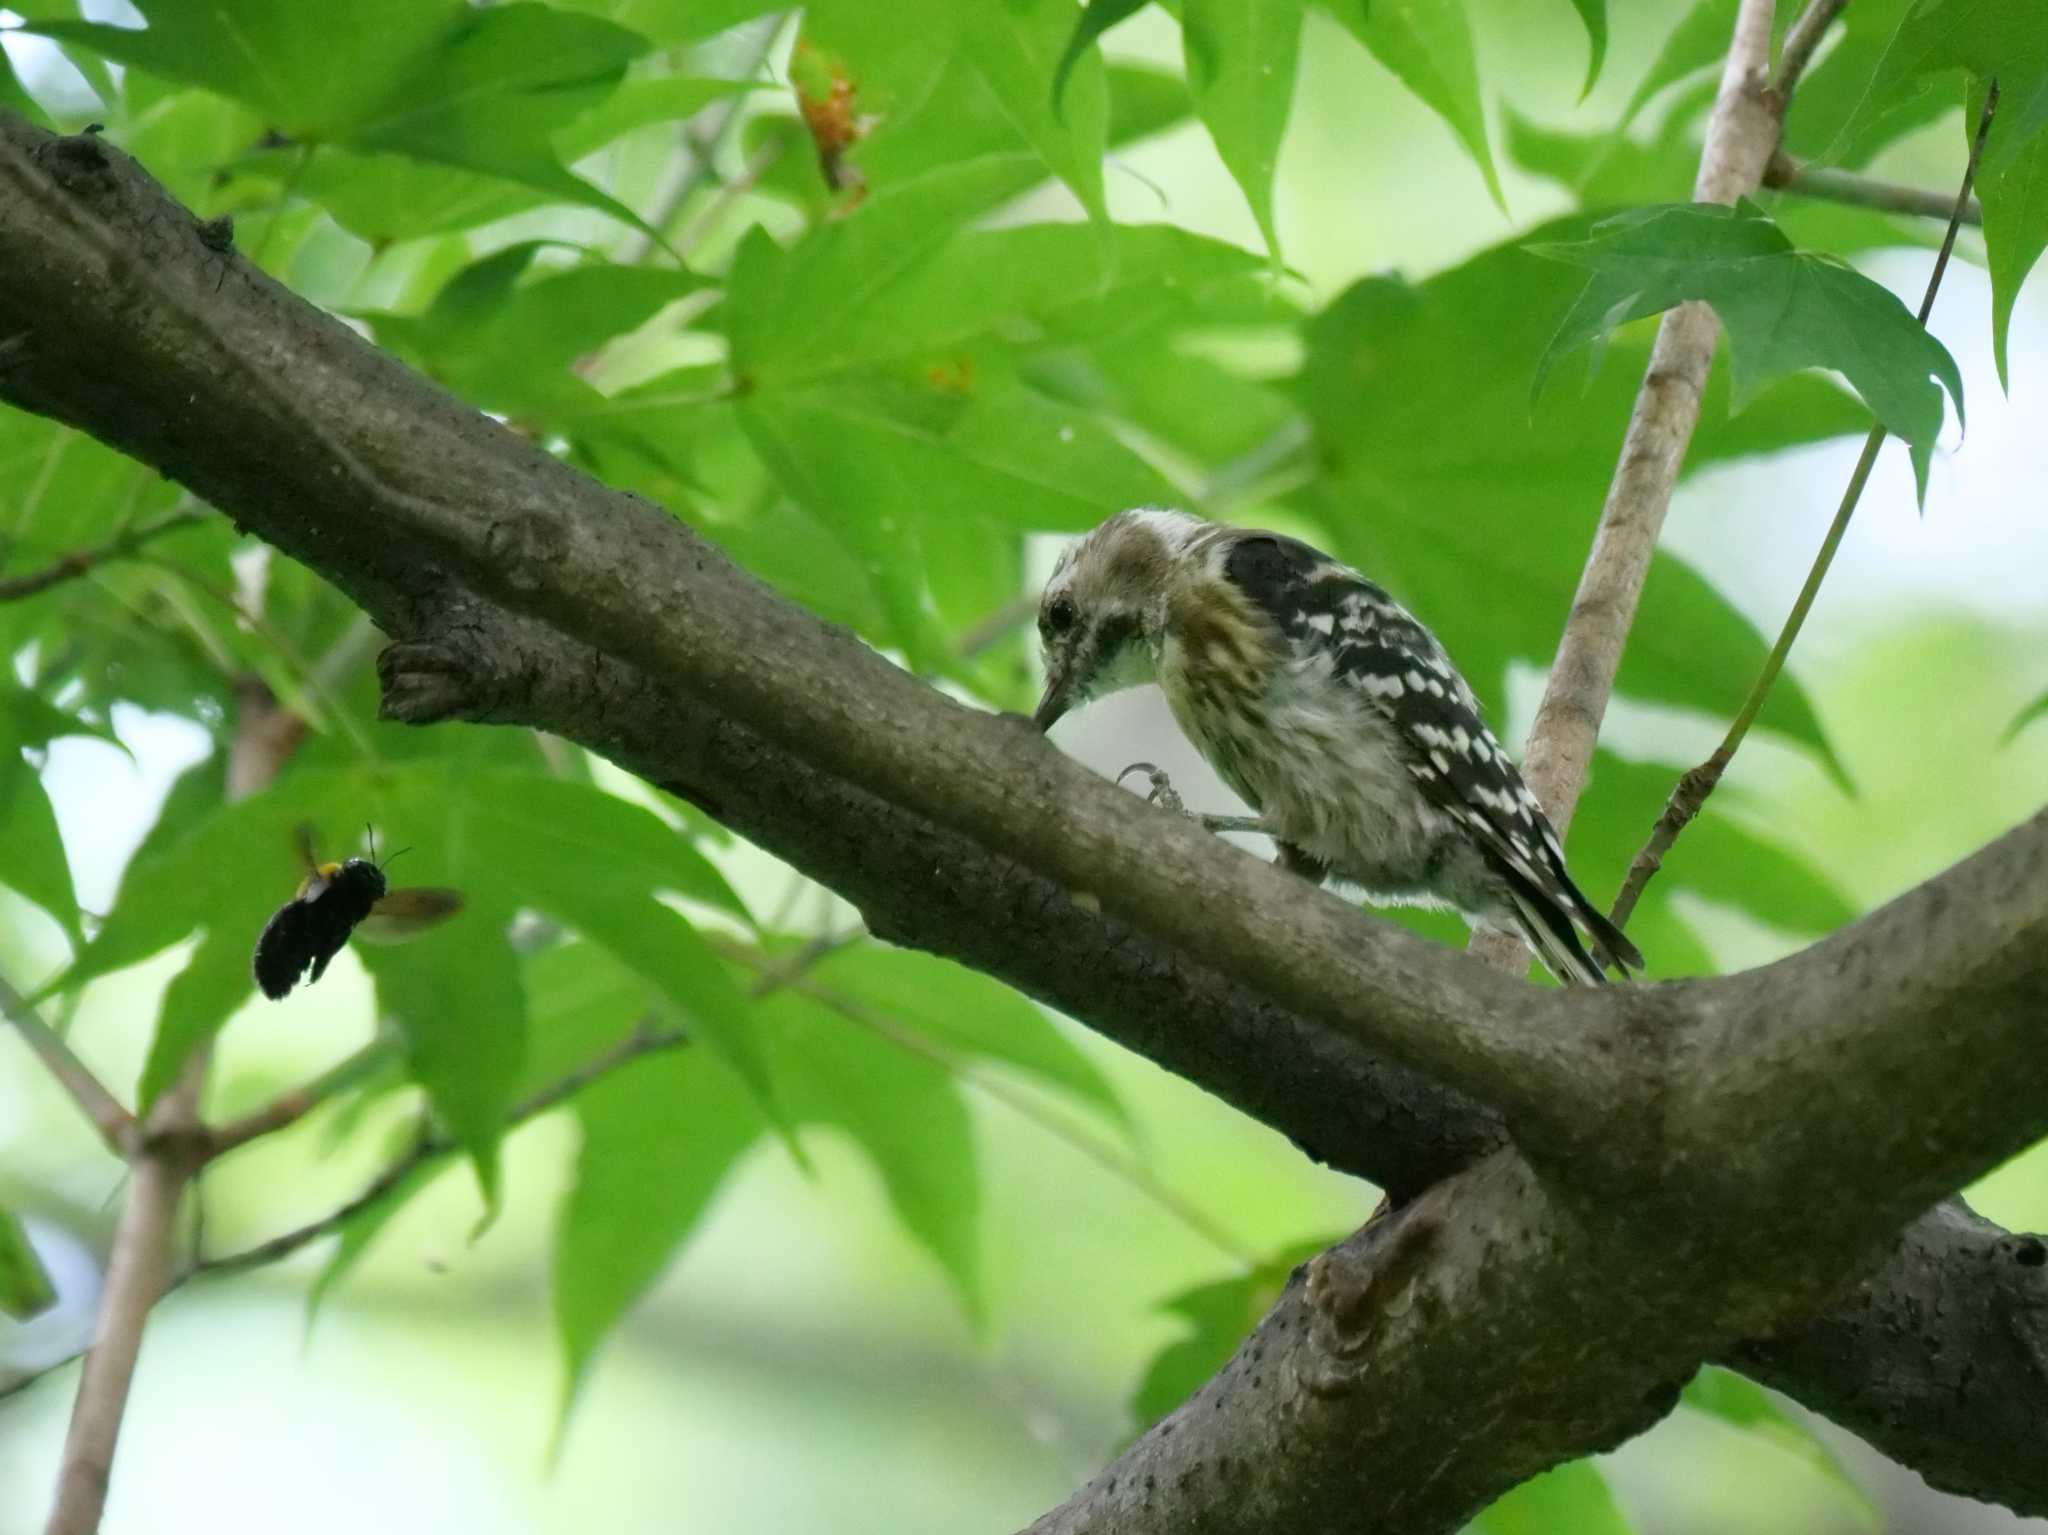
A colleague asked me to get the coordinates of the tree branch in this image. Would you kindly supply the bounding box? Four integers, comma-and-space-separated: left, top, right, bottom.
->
0, 974, 136, 1158
1764, 150, 1985, 224
3, 108, 2048, 1526
1470, 0, 1783, 976
1612, 87, 1998, 927
1510, 0, 1781, 840
0, 505, 203, 601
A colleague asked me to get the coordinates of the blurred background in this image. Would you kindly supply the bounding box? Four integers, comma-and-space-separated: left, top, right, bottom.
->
4, 0, 2047, 1531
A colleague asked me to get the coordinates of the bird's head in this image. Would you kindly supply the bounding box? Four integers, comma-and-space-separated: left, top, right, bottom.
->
1032, 509, 1203, 731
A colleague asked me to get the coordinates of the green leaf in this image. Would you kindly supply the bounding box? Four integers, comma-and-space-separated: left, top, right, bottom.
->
1978, 81, 2048, 389
1682, 1366, 1876, 1525
1293, 223, 1863, 773
1181, 0, 1309, 260
1530, 202, 1964, 501
722, 217, 1262, 671
27, 0, 465, 138
0, 1209, 57, 1321
0, 691, 94, 946
0, 44, 54, 129
806, 943, 1128, 1127
348, 5, 659, 241
544, 941, 761, 1412
358, 906, 528, 1221
2005, 688, 2048, 744
761, 983, 987, 1328
365, 245, 708, 421
1564, 0, 1608, 98
1053, 0, 1152, 110
1473, 1459, 1633, 1535
1322, 0, 1503, 209
1621, 0, 1733, 125
1131, 1237, 1332, 1427
800, 0, 1109, 219
308, 1156, 448, 1318
31, 2, 659, 239
1841, 0, 2048, 178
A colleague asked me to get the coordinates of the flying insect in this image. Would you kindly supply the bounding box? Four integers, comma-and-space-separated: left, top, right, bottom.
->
252, 825, 463, 1001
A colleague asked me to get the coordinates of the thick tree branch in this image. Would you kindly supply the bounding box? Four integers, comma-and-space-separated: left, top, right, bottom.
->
3, 110, 2048, 1525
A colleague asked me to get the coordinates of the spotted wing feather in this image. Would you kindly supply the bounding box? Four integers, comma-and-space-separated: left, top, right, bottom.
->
1223, 533, 1640, 980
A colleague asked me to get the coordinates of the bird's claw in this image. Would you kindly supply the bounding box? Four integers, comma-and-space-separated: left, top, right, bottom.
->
1117, 761, 1192, 818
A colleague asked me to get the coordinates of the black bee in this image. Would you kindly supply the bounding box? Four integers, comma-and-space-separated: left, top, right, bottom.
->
252, 826, 463, 1001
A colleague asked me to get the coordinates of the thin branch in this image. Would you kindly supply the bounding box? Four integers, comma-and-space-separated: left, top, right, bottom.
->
0, 505, 203, 601
1772, 0, 1848, 101
957, 596, 1037, 659
43, 1150, 189, 1535
204, 1036, 404, 1158
1610, 84, 1999, 929
718, 939, 1259, 1267
0, 973, 135, 1158
1471, 0, 1783, 975
1765, 150, 1984, 224
42, 673, 294, 1535
196, 1022, 689, 1279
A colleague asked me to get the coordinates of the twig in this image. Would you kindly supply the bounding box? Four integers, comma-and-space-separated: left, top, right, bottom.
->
0, 973, 136, 1158
1771, 0, 1849, 101
1470, 0, 1783, 977
196, 1021, 690, 1279
613, 13, 787, 268
1765, 150, 1983, 225
3, 1023, 692, 1404
0, 506, 204, 601
716, 938, 1257, 1266
204, 1036, 405, 1158
746, 926, 865, 999
42, 675, 298, 1534
1609, 85, 1999, 930
673, 131, 789, 255
958, 596, 1038, 659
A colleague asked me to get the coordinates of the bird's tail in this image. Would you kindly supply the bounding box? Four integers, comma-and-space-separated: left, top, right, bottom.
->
1499, 862, 1643, 986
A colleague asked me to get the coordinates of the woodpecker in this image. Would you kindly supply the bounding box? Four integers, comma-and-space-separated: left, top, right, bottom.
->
1031, 508, 1641, 985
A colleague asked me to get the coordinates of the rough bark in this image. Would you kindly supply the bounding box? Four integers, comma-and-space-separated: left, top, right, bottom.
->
4, 110, 2048, 1529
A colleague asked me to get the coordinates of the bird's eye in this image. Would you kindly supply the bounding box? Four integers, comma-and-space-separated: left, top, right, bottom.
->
1046, 596, 1077, 635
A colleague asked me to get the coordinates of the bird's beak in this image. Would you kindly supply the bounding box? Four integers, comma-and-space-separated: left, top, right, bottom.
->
1033, 663, 1074, 733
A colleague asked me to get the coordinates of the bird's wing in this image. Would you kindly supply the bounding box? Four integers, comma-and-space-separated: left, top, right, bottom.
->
1223, 532, 1640, 972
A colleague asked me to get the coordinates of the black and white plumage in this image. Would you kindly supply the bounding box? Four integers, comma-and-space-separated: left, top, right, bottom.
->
1031, 508, 1641, 985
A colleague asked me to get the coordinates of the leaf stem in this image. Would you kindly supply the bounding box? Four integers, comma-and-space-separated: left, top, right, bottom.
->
1609, 82, 2000, 932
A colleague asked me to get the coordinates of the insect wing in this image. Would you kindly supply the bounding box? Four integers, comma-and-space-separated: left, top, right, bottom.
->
355, 886, 465, 944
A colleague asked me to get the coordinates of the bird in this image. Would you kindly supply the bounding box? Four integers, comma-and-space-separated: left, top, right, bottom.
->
1030, 508, 1641, 985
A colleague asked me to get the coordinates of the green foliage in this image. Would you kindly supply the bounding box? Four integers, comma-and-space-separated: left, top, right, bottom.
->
1129, 1237, 1333, 1428
1681, 1366, 1877, 1525
1532, 203, 1965, 498
27, 0, 661, 238
4, 0, 2040, 1512
1322, 0, 1502, 208
0, 1209, 56, 1321
1473, 1459, 1633, 1534
1296, 222, 1863, 773
1182, 0, 1309, 259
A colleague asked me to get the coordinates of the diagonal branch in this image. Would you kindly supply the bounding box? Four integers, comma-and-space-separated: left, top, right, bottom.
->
0, 504, 203, 601
0, 974, 136, 1157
